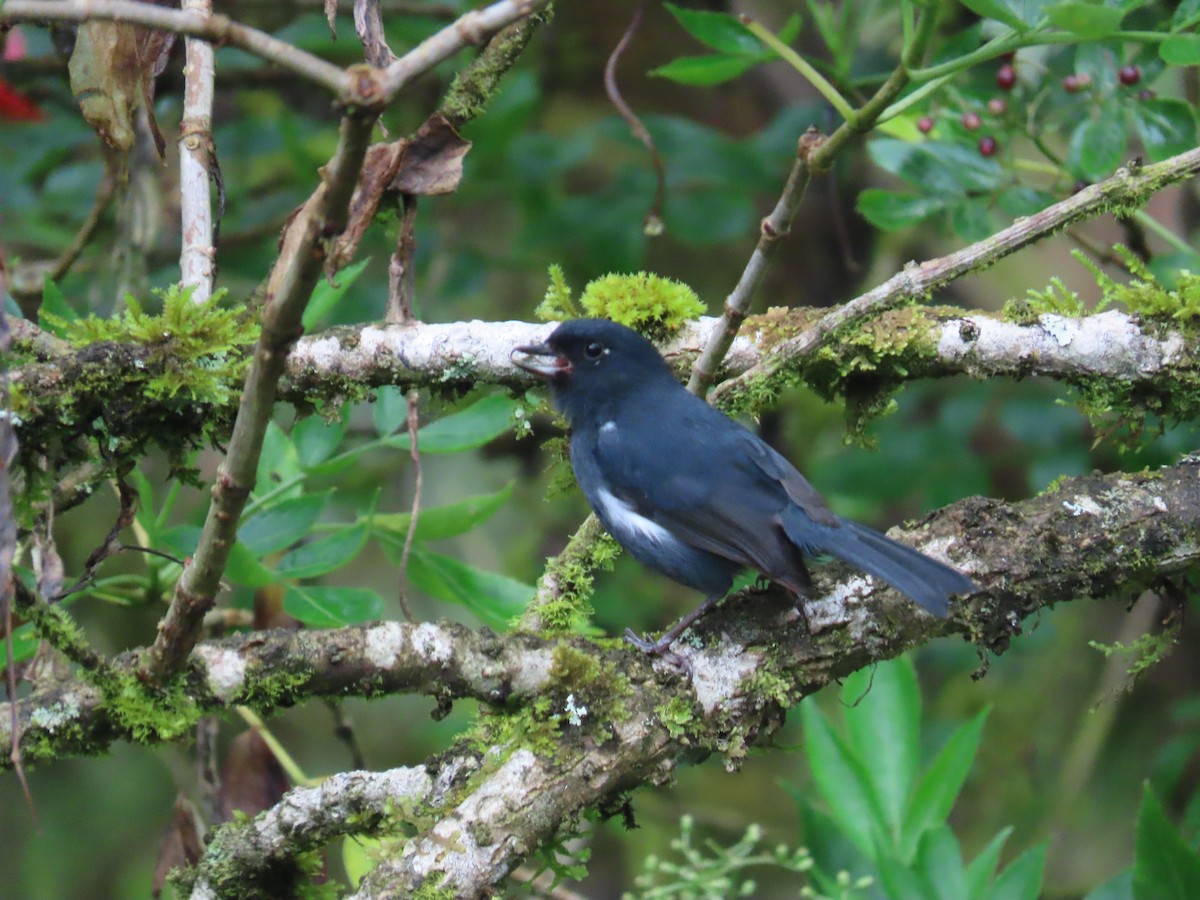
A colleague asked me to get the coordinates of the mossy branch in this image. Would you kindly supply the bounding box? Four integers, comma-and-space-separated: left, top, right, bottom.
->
158, 459, 1200, 897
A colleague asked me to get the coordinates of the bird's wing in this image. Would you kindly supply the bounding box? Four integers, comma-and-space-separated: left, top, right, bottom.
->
591, 399, 822, 580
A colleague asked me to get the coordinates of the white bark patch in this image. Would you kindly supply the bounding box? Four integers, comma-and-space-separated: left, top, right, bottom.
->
1063, 496, 1103, 517
412, 621, 453, 665
690, 640, 760, 716
30, 697, 81, 732
508, 647, 554, 695
196, 647, 247, 704
365, 621, 406, 668
806, 575, 873, 632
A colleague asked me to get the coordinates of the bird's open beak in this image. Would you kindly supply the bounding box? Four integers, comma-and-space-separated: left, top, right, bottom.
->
512, 342, 571, 379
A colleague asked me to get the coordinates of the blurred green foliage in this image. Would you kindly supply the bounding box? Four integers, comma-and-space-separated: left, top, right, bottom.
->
4, 1, 1200, 897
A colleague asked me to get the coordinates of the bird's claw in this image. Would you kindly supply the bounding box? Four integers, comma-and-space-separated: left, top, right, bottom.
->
624, 628, 690, 675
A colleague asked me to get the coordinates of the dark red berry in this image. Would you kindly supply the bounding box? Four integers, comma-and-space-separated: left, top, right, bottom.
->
1001, 51, 1016, 63
962, 111, 982, 131
996, 64, 1017, 90
979, 136, 997, 157
987, 97, 1008, 116
1118, 65, 1141, 86
917, 115, 934, 134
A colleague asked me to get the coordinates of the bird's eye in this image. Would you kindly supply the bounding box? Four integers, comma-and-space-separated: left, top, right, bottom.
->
584, 341, 604, 359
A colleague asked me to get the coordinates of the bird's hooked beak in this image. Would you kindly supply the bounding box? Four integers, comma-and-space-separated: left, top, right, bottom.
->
512, 342, 571, 379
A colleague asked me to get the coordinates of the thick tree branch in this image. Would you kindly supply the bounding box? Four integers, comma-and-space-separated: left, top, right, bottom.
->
7, 459, 1199, 771
166, 459, 1200, 897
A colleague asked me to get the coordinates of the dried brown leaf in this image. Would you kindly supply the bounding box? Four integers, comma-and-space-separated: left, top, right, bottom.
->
328, 141, 403, 275
215, 730, 291, 823
391, 114, 472, 196
68, 21, 170, 160
325, 0, 339, 38
152, 793, 204, 898
354, 0, 398, 67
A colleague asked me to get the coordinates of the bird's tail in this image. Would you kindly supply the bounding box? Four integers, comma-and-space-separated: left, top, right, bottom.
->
782, 512, 975, 616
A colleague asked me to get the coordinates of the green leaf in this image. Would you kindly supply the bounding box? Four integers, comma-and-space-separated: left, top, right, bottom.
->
916, 826, 967, 900
662, 3, 764, 55
1045, 2, 1125, 37
255, 421, 302, 498
159, 524, 201, 559
957, 0, 1030, 30
1131, 98, 1198, 163
283, 585, 384, 628
877, 851, 938, 900
38, 276, 76, 335
842, 658, 920, 841
374, 385, 409, 437
302, 257, 370, 330
387, 394, 516, 454
903, 707, 989, 858
800, 699, 887, 858
1132, 783, 1200, 900
1067, 106, 1128, 182
857, 189, 948, 231
867, 140, 1004, 196
950, 199, 996, 243
988, 843, 1046, 900
650, 54, 762, 87
239, 491, 332, 555
406, 547, 532, 631
276, 522, 368, 579
966, 828, 1013, 900
1160, 33, 1200, 66
1085, 869, 1134, 900
225, 541, 278, 588
372, 482, 514, 546
778, 13, 802, 43
293, 411, 347, 468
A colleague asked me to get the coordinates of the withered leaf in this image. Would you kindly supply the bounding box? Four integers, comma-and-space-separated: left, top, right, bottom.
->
325, 0, 339, 39
354, 0, 398, 67
391, 114, 472, 196
151, 793, 204, 898
68, 20, 170, 161
215, 729, 291, 823
328, 141, 403, 275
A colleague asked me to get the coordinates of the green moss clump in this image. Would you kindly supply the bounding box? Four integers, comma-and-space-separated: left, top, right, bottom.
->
527, 526, 621, 634
1076, 246, 1200, 321
657, 696, 697, 739
579, 272, 704, 340
534, 266, 705, 340
17, 285, 260, 482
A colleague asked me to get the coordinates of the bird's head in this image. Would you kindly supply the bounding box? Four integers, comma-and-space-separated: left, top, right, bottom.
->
512, 318, 676, 422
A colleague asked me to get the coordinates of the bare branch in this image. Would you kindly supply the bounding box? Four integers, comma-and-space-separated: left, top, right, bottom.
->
0, 1, 352, 95
139, 108, 381, 682
380, 0, 552, 99
179, 0, 217, 304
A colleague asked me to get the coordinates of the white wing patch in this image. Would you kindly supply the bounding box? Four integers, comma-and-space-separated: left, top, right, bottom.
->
597, 488, 674, 546
599, 420, 617, 435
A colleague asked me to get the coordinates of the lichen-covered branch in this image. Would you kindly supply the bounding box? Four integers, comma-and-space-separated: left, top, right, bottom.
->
167, 459, 1200, 897
7, 460, 1200, 775
711, 146, 1200, 408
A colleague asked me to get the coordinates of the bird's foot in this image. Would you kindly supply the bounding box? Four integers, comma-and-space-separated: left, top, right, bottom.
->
624, 628, 690, 675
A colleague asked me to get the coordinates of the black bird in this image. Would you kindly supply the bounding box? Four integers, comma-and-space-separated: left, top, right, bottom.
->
513, 318, 976, 655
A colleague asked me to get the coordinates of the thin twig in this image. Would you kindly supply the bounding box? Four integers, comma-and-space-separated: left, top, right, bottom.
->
397, 390, 421, 622
380, 0, 552, 99
686, 128, 821, 395
0, 1, 351, 96
386, 195, 418, 325
179, 0, 217, 304
602, 0, 664, 235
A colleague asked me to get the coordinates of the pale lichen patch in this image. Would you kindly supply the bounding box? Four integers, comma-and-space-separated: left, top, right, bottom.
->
196, 646, 248, 704
690, 640, 759, 717
365, 621, 406, 669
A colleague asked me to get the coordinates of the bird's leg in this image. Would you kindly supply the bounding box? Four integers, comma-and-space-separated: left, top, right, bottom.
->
625, 594, 721, 657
